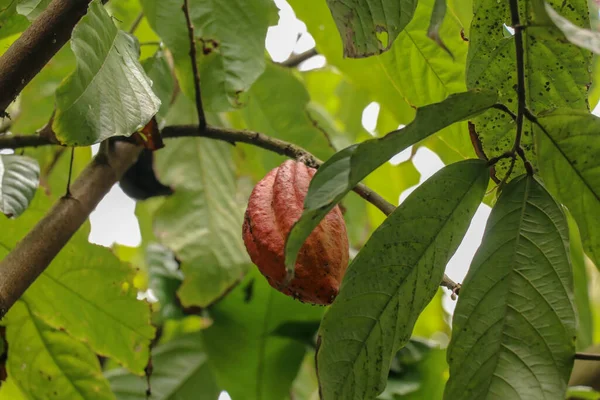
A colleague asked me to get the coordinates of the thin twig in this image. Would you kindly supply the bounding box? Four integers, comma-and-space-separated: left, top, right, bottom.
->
279, 48, 318, 68
129, 11, 144, 34
575, 352, 600, 361
0, 134, 57, 149
181, 0, 206, 130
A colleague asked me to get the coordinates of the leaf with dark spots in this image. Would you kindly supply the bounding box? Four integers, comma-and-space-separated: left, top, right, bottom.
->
316, 160, 489, 399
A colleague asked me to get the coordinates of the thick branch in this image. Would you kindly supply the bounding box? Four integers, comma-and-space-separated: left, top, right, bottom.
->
0, 141, 141, 318
0, 0, 94, 115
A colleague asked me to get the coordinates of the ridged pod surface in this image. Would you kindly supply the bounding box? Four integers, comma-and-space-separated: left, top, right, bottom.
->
242, 160, 349, 305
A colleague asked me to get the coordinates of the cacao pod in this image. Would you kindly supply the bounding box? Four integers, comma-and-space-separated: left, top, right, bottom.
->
242, 160, 349, 305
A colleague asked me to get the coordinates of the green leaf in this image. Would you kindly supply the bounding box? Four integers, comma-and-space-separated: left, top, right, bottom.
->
566, 208, 594, 350
284, 90, 497, 273
146, 242, 184, 321
141, 50, 175, 123
238, 64, 334, 170
11, 45, 75, 134
202, 269, 324, 400
154, 101, 249, 307
566, 386, 600, 400
302, 68, 373, 151
427, 0, 453, 58
0, 154, 39, 218
326, 0, 418, 57
544, 3, 600, 54
379, 340, 447, 400
106, 333, 220, 400
0, 377, 26, 400
0, 0, 29, 40
52, 0, 160, 145
291, 352, 320, 400
271, 320, 321, 348
5, 302, 114, 400
316, 159, 489, 400
16, 0, 51, 20
466, 0, 591, 179
140, 0, 275, 111
445, 175, 576, 399
534, 110, 600, 270
0, 193, 155, 374
364, 160, 420, 228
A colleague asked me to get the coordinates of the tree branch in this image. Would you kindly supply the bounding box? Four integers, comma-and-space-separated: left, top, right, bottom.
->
575, 353, 600, 361
508, 0, 533, 175
0, 141, 141, 318
0, 124, 462, 297
279, 48, 318, 68
0, 134, 56, 149
181, 0, 206, 130
0, 0, 95, 116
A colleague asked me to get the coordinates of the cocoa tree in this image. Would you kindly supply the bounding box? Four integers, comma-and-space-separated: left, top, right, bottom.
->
0, 0, 599, 399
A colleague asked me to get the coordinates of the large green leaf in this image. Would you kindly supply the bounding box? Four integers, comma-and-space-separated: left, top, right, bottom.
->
202, 269, 324, 400
566, 208, 593, 350
284, 90, 497, 273
52, 0, 160, 145
140, 0, 275, 111
445, 175, 576, 399
378, 340, 447, 400
5, 302, 114, 400
0, 154, 39, 218
301, 68, 372, 150
0, 0, 29, 40
0, 193, 155, 374
237, 64, 334, 174
141, 50, 175, 124
0, 377, 26, 400
534, 110, 600, 269
146, 242, 184, 321
326, 0, 418, 57
466, 0, 591, 178
106, 333, 220, 400
316, 159, 489, 400
153, 97, 249, 307
153, 137, 249, 307
544, 2, 600, 55
11, 45, 75, 134
16, 0, 51, 20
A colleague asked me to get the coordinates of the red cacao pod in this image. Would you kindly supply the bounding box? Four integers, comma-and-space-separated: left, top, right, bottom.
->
242, 160, 349, 305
